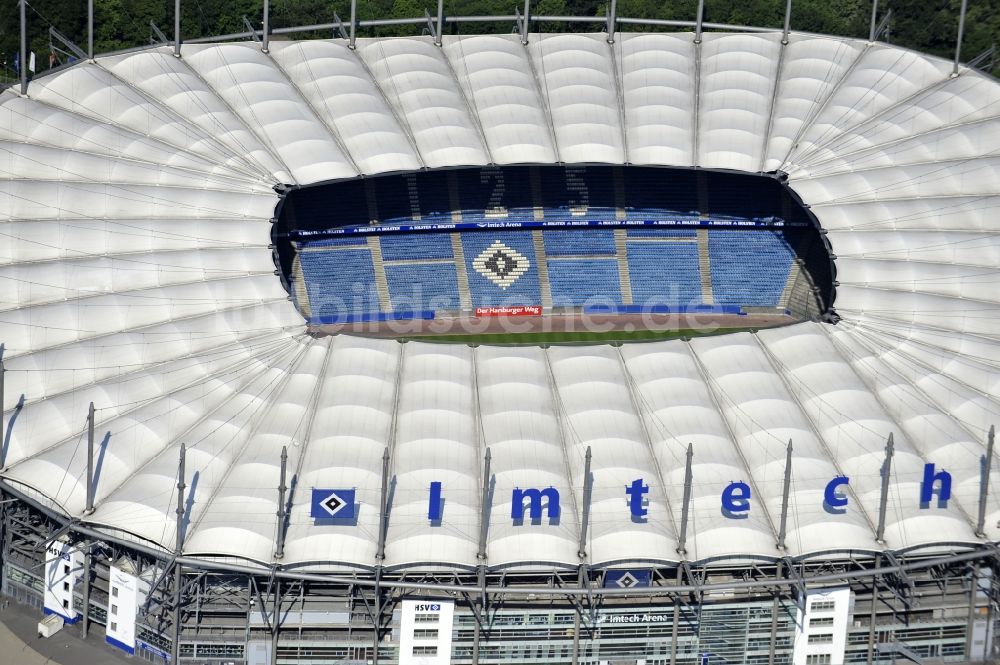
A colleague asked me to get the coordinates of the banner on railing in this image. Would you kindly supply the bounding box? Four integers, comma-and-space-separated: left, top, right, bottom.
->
475, 305, 542, 317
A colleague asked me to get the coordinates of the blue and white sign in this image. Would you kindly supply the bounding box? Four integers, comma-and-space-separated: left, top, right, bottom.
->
310, 489, 357, 520
604, 569, 652, 589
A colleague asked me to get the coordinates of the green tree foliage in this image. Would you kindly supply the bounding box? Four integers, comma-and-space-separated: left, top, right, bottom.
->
0, 0, 997, 83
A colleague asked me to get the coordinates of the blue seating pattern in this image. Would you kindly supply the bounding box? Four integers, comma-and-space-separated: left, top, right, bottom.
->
294, 219, 800, 321
462, 231, 542, 307
544, 229, 615, 256
709, 230, 794, 306
549, 259, 622, 306
297, 247, 380, 319
385, 263, 460, 311
627, 243, 703, 306
379, 233, 454, 261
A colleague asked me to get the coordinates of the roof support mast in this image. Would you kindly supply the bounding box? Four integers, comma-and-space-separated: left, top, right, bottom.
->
87, 0, 94, 60
876, 433, 894, 543
19, 0, 27, 95
677, 443, 693, 555
694, 0, 705, 43
275, 445, 288, 558
606, 0, 617, 44
782, 0, 792, 44
521, 0, 530, 44
953, 0, 969, 75
349, 0, 357, 49
173, 0, 181, 56
577, 447, 592, 559
777, 440, 793, 550
262, 0, 270, 53
435, 0, 444, 46
976, 426, 995, 538
868, 0, 879, 41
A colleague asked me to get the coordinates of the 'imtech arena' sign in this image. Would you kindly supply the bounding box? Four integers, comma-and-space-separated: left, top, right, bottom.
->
314, 462, 957, 525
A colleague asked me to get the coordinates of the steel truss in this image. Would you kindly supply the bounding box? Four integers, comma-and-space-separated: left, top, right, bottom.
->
1, 482, 998, 665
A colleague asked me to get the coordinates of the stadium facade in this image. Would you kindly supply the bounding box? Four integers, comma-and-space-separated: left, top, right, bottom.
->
0, 7, 999, 665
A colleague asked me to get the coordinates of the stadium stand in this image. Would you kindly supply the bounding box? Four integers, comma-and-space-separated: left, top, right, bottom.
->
282, 165, 828, 321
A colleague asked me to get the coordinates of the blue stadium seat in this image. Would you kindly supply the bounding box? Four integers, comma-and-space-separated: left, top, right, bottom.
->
709, 230, 794, 306
628, 243, 703, 307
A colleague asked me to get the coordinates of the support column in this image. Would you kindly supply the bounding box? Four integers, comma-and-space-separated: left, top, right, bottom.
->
473, 448, 491, 665
270, 579, 282, 665
976, 426, 995, 537
86, 403, 95, 515
80, 547, 91, 639
966, 562, 980, 659
769, 560, 783, 665
171, 444, 186, 664
866, 554, 880, 665
777, 440, 793, 550
875, 433, 894, 543
572, 609, 580, 665
670, 567, 682, 664
372, 447, 390, 665
868, 0, 879, 41
0, 345, 5, 468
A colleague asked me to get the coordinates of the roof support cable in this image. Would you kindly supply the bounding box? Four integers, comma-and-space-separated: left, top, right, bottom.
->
243, 17, 260, 44
759, 22, 790, 172
750, 331, 881, 535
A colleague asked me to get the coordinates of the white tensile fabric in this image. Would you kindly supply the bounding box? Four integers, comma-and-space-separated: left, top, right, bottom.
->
0, 32, 997, 572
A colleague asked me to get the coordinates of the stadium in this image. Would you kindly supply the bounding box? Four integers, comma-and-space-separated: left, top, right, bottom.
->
0, 1, 998, 665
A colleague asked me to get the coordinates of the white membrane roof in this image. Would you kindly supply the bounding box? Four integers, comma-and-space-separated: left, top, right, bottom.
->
0, 32, 998, 572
